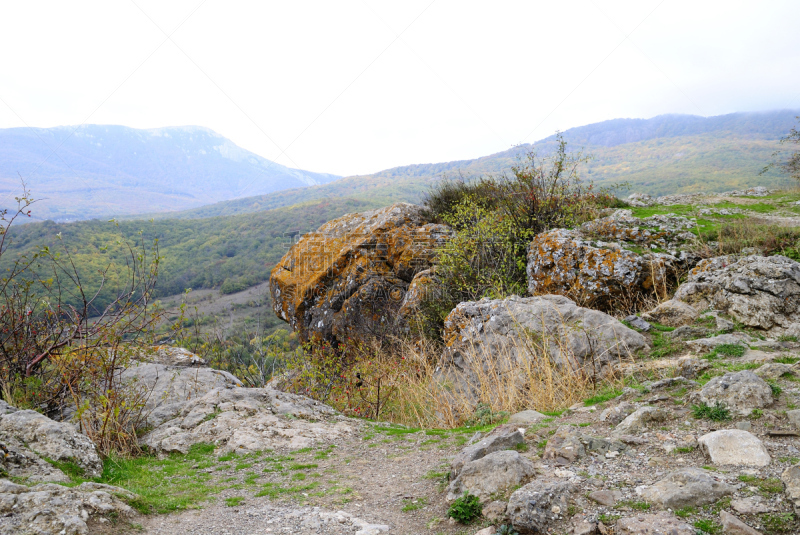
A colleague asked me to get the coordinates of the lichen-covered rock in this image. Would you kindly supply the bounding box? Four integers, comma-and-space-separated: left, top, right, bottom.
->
141, 387, 351, 455
665, 255, 800, 336
270, 203, 451, 343
580, 209, 696, 247
446, 450, 535, 503
0, 480, 137, 535
639, 467, 735, 508
526, 228, 680, 310
0, 410, 102, 479
438, 295, 648, 404
692, 371, 773, 415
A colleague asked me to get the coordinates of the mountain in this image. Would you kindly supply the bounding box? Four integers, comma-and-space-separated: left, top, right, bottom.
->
0, 124, 340, 221
155, 110, 799, 219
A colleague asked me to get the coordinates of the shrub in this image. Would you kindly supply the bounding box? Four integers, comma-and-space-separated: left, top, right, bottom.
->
447, 492, 482, 523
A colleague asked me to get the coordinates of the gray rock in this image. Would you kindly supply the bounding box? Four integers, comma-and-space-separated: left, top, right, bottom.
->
599, 402, 636, 426
450, 424, 524, 478
698, 429, 771, 467
639, 467, 735, 508
730, 496, 773, 515
507, 480, 572, 533
686, 333, 752, 353
446, 450, 536, 503
0, 401, 17, 416
624, 315, 651, 332
788, 409, 800, 431
482, 500, 508, 522
693, 371, 773, 415
571, 517, 599, 535
720, 510, 763, 535
642, 299, 699, 327
736, 421, 752, 431
615, 513, 695, 535
588, 489, 622, 506
0, 409, 102, 479
543, 426, 586, 463
0, 481, 136, 535
666, 325, 710, 340
646, 376, 699, 391
507, 410, 546, 426
754, 363, 795, 380
669, 255, 800, 337
614, 406, 669, 436
782, 463, 800, 512
439, 295, 648, 404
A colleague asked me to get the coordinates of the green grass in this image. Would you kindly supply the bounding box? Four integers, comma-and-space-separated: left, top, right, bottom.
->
674, 506, 697, 518
289, 463, 318, 471
713, 343, 747, 358
401, 496, 428, 512
583, 387, 623, 406
254, 481, 320, 498
694, 518, 722, 534
692, 402, 731, 421
224, 496, 245, 507
616, 500, 651, 511
738, 474, 784, 495
760, 513, 796, 534
99, 443, 223, 514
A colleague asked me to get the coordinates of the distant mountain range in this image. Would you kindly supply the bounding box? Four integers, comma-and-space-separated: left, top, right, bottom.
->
0, 125, 340, 221
158, 110, 799, 219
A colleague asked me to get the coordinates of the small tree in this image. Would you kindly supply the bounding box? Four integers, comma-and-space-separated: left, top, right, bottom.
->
762, 116, 800, 183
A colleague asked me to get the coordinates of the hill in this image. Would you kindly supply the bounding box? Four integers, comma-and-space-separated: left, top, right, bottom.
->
0, 124, 340, 222
158, 110, 799, 219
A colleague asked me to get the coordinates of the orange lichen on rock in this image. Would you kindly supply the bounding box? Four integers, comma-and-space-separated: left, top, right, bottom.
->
269, 203, 451, 343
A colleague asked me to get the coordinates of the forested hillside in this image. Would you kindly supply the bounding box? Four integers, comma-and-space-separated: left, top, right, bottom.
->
160, 110, 798, 219
0, 125, 340, 221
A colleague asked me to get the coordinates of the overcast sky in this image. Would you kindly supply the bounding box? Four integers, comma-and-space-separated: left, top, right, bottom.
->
1, 1, 799, 181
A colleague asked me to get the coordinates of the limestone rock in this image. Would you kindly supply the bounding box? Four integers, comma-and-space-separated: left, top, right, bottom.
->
720, 511, 762, 535
641, 299, 699, 327
614, 406, 669, 436
685, 333, 752, 353
599, 402, 636, 426
0, 480, 136, 535
666, 325, 709, 340
754, 363, 796, 380
588, 490, 621, 506
624, 315, 651, 332
482, 500, 508, 522
730, 496, 773, 515
787, 409, 800, 431
782, 463, 800, 512
446, 450, 535, 503
698, 429, 771, 467
0, 410, 102, 479
693, 371, 773, 415
142, 387, 349, 455
543, 426, 586, 463
639, 467, 735, 508
615, 513, 695, 535
668, 255, 800, 337
527, 228, 681, 310
507, 480, 572, 534
450, 424, 524, 478
270, 203, 451, 343
507, 410, 546, 426
439, 295, 648, 404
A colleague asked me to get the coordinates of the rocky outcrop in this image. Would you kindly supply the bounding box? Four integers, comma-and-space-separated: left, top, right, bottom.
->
0, 409, 103, 480
650, 255, 800, 335
446, 450, 535, 503
691, 371, 773, 415
437, 295, 648, 403
450, 424, 524, 478
0, 480, 137, 535
141, 387, 351, 454
270, 203, 451, 343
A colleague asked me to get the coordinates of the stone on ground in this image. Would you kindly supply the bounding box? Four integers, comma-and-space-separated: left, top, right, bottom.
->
782, 463, 800, 512
692, 371, 773, 415
642, 299, 699, 327
720, 510, 763, 535
599, 402, 636, 426
613, 406, 669, 436
507, 410, 546, 425
588, 489, 622, 506
787, 409, 800, 431
731, 496, 773, 515
446, 450, 535, 503
507, 480, 572, 534
638, 467, 735, 508
615, 512, 695, 535
698, 429, 771, 467
450, 424, 524, 478
754, 363, 796, 380
685, 332, 752, 353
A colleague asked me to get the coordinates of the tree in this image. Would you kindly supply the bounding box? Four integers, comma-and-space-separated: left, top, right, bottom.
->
762, 116, 800, 182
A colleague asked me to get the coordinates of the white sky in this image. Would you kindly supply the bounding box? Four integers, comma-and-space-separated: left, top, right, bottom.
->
1, 1, 799, 186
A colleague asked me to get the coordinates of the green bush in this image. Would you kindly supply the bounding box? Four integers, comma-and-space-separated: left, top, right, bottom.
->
447, 492, 482, 523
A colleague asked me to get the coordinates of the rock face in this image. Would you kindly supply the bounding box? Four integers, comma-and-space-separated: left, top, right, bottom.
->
615, 512, 695, 535
142, 387, 351, 454
698, 429, 771, 467
450, 424, 524, 478
506, 480, 572, 533
692, 371, 773, 415
446, 450, 535, 503
656, 255, 800, 336
269, 203, 451, 343
526, 228, 681, 310
0, 410, 103, 480
0, 479, 137, 535
438, 296, 648, 402
639, 467, 735, 508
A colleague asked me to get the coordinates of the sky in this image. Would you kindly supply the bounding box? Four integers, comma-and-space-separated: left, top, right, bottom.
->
1, 0, 799, 183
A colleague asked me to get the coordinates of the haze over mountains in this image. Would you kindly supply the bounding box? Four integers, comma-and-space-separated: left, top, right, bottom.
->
0, 125, 340, 222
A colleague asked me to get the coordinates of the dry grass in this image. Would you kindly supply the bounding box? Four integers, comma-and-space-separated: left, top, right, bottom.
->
694, 217, 800, 259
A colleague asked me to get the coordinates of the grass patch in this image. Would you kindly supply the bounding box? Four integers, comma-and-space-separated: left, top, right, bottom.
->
584, 387, 623, 406
694, 518, 722, 534
289, 463, 318, 471
616, 500, 650, 511
714, 343, 747, 358
674, 506, 697, 518
692, 402, 731, 421
760, 513, 796, 534
224, 496, 244, 507
738, 474, 784, 495
401, 496, 428, 512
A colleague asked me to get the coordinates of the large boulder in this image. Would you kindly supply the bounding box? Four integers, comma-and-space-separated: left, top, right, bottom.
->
438, 295, 648, 403
639, 467, 736, 509
141, 387, 352, 455
0, 480, 137, 535
698, 429, 771, 467
692, 371, 773, 415
0, 409, 103, 480
446, 450, 535, 503
450, 424, 524, 478
654, 255, 800, 336
269, 203, 451, 343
